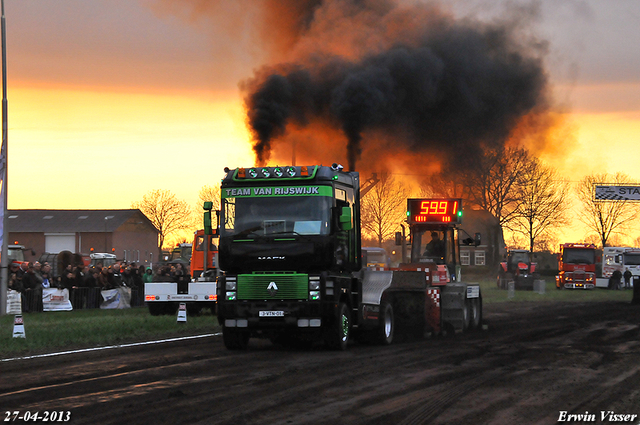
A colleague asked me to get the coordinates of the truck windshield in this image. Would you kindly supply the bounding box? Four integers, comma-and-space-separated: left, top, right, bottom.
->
7, 248, 24, 262
366, 251, 387, 264
222, 195, 332, 237
563, 248, 595, 264
510, 252, 529, 264
623, 253, 640, 266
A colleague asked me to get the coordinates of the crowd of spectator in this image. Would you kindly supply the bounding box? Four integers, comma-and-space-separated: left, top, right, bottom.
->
7, 260, 168, 312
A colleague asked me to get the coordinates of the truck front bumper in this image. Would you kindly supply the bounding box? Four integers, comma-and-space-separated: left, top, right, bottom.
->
219, 301, 328, 329
563, 282, 595, 289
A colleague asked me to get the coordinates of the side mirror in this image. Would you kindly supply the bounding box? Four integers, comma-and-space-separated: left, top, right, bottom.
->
339, 206, 352, 231
474, 232, 481, 247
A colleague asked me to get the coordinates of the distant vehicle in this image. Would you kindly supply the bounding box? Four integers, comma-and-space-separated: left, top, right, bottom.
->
191, 229, 218, 279
145, 230, 217, 316
497, 249, 538, 290
7, 244, 29, 266
362, 247, 390, 270
555, 243, 597, 289
596, 247, 640, 289
89, 252, 117, 268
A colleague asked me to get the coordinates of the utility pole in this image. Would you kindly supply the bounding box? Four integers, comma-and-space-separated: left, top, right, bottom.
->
0, 0, 9, 315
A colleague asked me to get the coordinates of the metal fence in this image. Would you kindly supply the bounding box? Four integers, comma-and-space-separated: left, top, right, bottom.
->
19, 287, 145, 313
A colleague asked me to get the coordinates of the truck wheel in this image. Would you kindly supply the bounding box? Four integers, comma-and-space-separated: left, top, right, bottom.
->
462, 300, 471, 331
223, 327, 249, 350
469, 298, 482, 330
377, 301, 394, 345
325, 303, 351, 350
147, 303, 164, 316
186, 304, 202, 316
165, 302, 178, 316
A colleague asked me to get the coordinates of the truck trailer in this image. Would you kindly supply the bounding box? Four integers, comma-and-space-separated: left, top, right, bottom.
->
144, 230, 218, 316
596, 246, 640, 289
213, 164, 482, 350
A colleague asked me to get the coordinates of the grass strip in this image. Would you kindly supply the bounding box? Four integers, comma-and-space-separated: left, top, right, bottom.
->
1, 307, 219, 359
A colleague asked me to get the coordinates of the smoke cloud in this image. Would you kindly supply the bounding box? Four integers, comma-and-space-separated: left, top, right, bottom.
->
240, 0, 551, 172
152, 0, 555, 173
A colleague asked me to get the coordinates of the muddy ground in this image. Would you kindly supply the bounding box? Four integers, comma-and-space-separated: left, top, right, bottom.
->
1, 300, 640, 425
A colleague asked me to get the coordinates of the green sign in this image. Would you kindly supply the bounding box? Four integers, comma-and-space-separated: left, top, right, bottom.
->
222, 186, 332, 198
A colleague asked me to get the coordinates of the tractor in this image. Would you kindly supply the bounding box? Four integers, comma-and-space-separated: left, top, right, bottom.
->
497, 249, 538, 290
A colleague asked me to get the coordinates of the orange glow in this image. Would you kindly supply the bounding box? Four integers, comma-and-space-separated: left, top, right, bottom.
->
8, 83, 254, 210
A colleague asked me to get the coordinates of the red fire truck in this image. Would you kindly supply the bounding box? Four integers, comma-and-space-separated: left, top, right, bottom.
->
555, 243, 597, 289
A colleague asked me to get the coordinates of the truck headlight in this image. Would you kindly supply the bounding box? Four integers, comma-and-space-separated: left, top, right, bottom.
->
226, 291, 237, 301
309, 280, 320, 291
309, 291, 320, 301
226, 281, 237, 290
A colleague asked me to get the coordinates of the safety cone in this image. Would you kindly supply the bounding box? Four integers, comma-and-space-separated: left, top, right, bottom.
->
13, 315, 26, 338
177, 303, 187, 323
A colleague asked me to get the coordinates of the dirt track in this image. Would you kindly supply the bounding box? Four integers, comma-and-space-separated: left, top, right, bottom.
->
2, 300, 640, 425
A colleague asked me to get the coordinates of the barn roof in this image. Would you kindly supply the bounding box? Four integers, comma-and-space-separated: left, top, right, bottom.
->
6, 209, 156, 233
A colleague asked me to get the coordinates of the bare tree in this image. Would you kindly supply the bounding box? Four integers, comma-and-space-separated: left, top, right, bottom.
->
132, 189, 192, 254
197, 185, 221, 212
576, 173, 638, 248
508, 158, 570, 252
361, 173, 409, 247
429, 147, 532, 226
190, 184, 222, 230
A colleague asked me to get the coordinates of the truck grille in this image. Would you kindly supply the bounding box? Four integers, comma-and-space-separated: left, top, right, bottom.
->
237, 273, 308, 300
570, 271, 586, 281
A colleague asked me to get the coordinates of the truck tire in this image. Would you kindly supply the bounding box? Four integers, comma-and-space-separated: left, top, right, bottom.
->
186, 304, 202, 316
462, 300, 471, 331
166, 302, 179, 316
469, 297, 482, 330
376, 301, 394, 345
325, 302, 351, 350
147, 303, 164, 316
223, 327, 249, 350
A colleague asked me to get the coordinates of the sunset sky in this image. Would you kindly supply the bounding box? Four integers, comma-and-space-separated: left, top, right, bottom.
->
4, 0, 640, 245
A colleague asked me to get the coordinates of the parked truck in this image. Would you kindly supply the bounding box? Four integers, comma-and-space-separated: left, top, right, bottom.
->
555, 243, 597, 289
596, 246, 640, 289
144, 230, 218, 316
214, 164, 482, 350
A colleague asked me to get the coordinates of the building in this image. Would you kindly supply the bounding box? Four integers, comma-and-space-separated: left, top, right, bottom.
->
458, 208, 506, 273
7, 209, 159, 267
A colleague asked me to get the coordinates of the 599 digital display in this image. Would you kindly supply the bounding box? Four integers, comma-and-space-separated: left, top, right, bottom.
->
407, 198, 462, 224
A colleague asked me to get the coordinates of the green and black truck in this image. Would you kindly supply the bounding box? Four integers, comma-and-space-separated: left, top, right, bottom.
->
210, 164, 482, 350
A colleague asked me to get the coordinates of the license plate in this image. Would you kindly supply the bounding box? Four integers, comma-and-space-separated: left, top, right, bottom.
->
259, 311, 284, 317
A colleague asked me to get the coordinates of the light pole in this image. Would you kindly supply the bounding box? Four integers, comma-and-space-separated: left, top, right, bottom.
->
0, 0, 9, 316
104, 216, 111, 253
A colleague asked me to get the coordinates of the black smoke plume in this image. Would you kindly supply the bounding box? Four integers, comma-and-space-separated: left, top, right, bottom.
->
242, 1, 549, 172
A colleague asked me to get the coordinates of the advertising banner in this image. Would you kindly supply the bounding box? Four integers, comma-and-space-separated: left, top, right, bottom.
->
595, 185, 640, 201
43, 288, 73, 311
100, 287, 131, 309
6, 289, 21, 314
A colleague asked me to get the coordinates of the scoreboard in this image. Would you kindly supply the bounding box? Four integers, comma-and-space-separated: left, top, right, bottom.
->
407, 198, 462, 225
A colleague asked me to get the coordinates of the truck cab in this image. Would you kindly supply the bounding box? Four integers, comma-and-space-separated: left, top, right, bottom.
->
216, 164, 361, 349
555, 243, 596, 289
